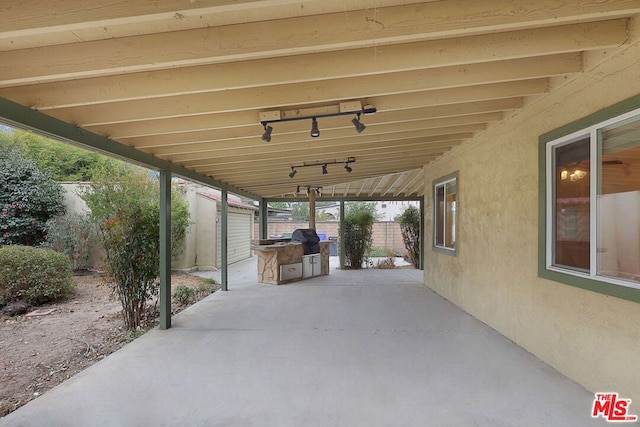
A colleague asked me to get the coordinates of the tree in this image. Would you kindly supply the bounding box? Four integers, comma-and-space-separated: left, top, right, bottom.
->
345, 201, 379, 220
0, 146, 66, 246
81, 165, 191, 329
341, 206, 374, 269
396, 206, 421, 269
290, 202, 309, 221
0, 128, 123, 181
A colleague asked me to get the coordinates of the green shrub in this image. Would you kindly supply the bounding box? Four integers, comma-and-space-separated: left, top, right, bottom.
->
81, 165, 191, 329
0, 146, 66, 246
376, 258, 396, 269
44, 213, 97, 271
172, 285, 195, 306
342, 210, 374, 269
0, 245, 75, 307
197, 281, 216, 295
396, 206, 421, 269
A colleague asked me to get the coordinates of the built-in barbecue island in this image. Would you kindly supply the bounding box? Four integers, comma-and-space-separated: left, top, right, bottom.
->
251, 229, 331, 285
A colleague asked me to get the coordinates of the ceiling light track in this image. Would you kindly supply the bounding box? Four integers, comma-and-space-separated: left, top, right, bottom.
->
288, 157, 355, 178
259, 101, 376, 142
295, 185, 322, 197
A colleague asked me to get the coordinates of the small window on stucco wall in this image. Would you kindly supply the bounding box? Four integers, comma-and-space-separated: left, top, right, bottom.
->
433, 172, 458, 256
539, 95, 640, 303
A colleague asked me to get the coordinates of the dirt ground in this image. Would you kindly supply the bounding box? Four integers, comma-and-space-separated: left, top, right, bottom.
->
0, 273, 214, 417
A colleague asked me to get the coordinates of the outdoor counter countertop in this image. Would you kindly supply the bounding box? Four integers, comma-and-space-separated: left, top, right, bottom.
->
251, 240, 331, 251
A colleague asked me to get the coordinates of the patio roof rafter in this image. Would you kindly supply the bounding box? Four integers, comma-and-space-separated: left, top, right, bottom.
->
2, 0, 639, 199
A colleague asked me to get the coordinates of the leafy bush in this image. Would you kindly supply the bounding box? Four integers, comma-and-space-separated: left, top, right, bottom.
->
44, 213, 97, 271
81, 166, 191, 329
0, 129, 125, 182
97, 201, 160, 329
0, 246, 75, 307
376, 258, 396, 269
396, 206, 421, 269
198, 280, 217, 296
172, 285, 195, 305
341, 209, 374, 269
0, 146, 66, 246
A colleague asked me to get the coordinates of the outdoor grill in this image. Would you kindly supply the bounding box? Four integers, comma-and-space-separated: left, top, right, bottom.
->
291, 228, 321, 255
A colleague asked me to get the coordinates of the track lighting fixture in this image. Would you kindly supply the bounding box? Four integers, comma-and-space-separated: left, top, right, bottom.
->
352, 113, 366, 133
293, 186, 322, 197
310, 117, 320, 138
258, 101, 376, 141
287, 157, 355, 178
261, 124, 273, 142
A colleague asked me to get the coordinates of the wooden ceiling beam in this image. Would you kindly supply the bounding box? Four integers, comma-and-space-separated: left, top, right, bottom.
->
215, 157, 437, 185
1, 1, 420, 38
167, 132, 472, 167
192, 145, 454, 176
1, 19, 625, 105
202, 161, 436, 181
0, 1, 435, 52
41, 55, 573, 126
140, 113, 500, 154
395, 170, 424, 197
87, 98, 522, 139
382, 173, 408, 197
2, 1, 635, 84
169, 129, 476, 165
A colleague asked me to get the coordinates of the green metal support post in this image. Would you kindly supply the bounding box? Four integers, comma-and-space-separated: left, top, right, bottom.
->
419, 198, 425, 271
159, 170, 172, 330
221, 190, 228, 291
259, 199, 268, 239
339, 201, 345, 269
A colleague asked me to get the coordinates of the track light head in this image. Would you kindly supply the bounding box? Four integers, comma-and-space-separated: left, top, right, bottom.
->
296, 185, 300, 195
344, 163, 353, 173
261, 123, 273, 142
289, 167, 297, 179
310, 117, 320, 138
352, 114, 366, 134
322, 164, 328, 175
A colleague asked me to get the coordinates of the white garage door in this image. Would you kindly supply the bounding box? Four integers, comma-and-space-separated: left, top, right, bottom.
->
216, 209, 252, 266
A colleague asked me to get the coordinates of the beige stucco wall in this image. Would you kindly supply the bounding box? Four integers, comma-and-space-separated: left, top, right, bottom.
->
423, 34, 640, 402
194, 192, 218, 270
171, 186, 198, 271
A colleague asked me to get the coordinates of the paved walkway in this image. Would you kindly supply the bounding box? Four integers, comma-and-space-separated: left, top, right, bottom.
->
1, 258, 610, 426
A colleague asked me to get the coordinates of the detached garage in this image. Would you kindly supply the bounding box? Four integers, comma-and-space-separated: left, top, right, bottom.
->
172, 187, 256, 271
216, 202, 254, 266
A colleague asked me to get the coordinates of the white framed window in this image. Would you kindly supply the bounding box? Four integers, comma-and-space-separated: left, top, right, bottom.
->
545, 108, 640, 291
433, 172, 457, 254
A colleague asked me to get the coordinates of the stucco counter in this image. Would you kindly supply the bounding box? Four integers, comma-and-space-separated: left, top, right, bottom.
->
251, 240, 330, 285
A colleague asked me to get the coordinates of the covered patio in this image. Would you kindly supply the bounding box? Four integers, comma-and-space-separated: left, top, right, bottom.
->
2, 1, 640, 422
0, 259, 607, 426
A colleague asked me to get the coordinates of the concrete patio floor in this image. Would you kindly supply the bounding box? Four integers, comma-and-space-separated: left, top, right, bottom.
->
1, 257, 612, 426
